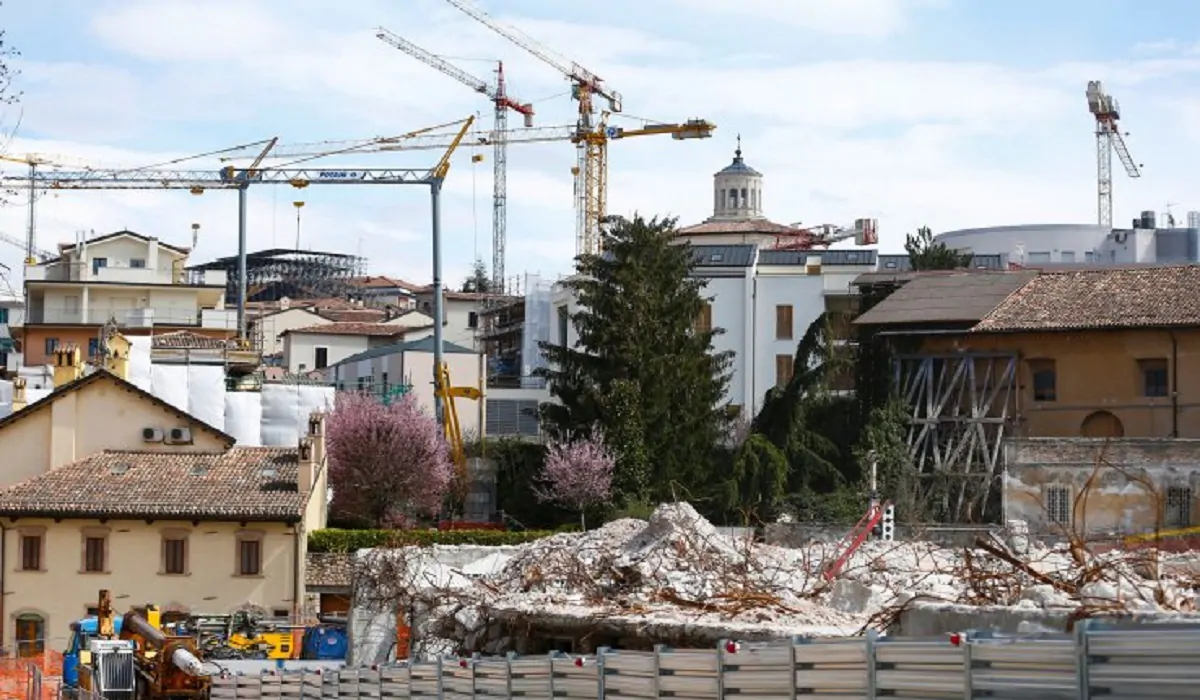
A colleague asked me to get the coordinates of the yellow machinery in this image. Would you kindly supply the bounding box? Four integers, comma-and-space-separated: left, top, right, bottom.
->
226, 629, 296, 660
435, 362, 481, 491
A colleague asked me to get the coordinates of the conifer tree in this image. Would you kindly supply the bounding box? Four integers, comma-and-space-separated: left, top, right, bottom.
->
538, 214, 733, 504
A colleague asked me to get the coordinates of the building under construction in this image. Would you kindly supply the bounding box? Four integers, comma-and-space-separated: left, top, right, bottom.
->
187, 249, 368, 304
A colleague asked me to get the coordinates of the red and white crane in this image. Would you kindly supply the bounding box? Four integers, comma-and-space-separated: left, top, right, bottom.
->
1086, 80, 1142, 229
770, 218, 878, 251
375, 27, 534, 292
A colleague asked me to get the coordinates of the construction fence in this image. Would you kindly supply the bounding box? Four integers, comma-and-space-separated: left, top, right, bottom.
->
211, 621, 1197, 700
1, 653, 61, 700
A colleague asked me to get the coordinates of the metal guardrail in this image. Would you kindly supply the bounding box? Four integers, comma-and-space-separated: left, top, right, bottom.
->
197, 622, 1200, 700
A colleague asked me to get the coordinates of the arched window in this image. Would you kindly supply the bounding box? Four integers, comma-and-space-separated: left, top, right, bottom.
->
14, 612, 45, 657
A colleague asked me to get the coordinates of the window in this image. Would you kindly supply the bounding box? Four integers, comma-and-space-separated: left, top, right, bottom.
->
88, 338, 99, 359
0, 307, 8, 323
237, 537, 262, 576
694, 304, 713, 334
1139, 358, 1169, 398
775, 304, 794, 340
14, 613, 44, 658
20, 533, 42, 571
775, 354, 794, 388
91, 257, 108, 275
1027, 252, 1051, 264
1029, 359, 1057, 402
45, 338, 59, 355
557, 305, 569, 348
467, 311, 479, 329
83, 536, 106, 573
1060, 251, 1075, 263
381, 372, 389, 395
1045, 485, 1071, 524
1165, 486, 1192, 528
314, 347, 328, 370
1085, 251, 1096, 263
162, 536, 187, 575
129, 258, 146, 269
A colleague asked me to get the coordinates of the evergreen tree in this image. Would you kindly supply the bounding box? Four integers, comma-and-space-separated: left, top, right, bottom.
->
537, 214, 733, 504
905, 226, 973, 270
461, 258, 491, 293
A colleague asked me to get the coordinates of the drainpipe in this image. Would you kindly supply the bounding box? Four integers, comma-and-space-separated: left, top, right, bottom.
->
1, 524, 6, 652
750, 277, 758, 414
1170, 330, 1180, 438
293, 523, 303, 622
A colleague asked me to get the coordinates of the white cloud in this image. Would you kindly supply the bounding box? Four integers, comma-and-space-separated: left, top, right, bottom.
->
660, 0, 951, 37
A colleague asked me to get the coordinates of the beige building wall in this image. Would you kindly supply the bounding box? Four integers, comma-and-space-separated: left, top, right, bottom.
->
252, 308, 330, 357
0, 375, 230, 489
3, 519, 301, 652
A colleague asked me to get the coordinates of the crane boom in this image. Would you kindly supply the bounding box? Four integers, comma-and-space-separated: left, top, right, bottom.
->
374, 26, 534, 293
441, 0, 620, 112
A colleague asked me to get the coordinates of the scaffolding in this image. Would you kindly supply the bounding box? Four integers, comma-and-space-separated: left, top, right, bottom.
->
895, 351, 1019, 524
187, 248, 368, 304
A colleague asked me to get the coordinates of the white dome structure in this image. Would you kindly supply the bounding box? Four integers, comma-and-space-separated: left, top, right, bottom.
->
935, 224, 1108, 265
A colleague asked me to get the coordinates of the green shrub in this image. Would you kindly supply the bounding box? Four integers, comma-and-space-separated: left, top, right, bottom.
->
308, 528, 560, 552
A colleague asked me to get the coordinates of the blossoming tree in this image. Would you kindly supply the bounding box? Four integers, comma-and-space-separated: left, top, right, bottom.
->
536, 431, 615, 530
326, 391, 453, 528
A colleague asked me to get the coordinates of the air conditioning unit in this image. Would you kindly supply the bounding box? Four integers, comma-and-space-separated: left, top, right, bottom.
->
142, 427, 164, 443
167, 427, 192, 444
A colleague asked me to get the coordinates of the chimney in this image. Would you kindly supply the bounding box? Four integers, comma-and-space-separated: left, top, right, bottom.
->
307, 410, 326, 476
52, 345, 83, 388
103, 332, 131, 380
298, 436, 315, 496
12, 377, 26, 412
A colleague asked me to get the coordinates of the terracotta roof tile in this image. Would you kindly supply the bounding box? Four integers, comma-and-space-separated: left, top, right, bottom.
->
283, 322, 407, 337
306, 552, 353, 588
349, 276, 422, 292
319, 309, 388, 323
152, 331, 233, 350
0, 448, 304, 521
974, 265, 1200, 333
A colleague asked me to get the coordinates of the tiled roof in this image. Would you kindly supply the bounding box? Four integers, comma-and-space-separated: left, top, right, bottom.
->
283, 322, 407, 337
678, 219, 798, 236
306, 552, 353, 588
974, 265, 1200, 333
334, 336, 477, 367
0, 448, 304, 521
319, 309, 388, 323
414, 286, 512, 303
152, 331, 233, 350
853, 271, 1037, 326
0, 369, 236, 445
349, 276, 422, 292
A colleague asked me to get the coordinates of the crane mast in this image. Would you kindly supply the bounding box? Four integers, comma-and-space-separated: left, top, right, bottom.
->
376, 28, 534, 292
1086, 80, 1142, 229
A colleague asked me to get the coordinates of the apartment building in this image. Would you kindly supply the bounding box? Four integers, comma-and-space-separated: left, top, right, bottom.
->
22, 231, 234, 365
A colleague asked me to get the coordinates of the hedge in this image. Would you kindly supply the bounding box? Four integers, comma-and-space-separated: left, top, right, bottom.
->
308, 528, 562, 552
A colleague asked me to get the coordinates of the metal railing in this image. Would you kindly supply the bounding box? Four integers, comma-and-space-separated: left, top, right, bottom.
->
206, 621, 1200, 700
25, 306, 236, 329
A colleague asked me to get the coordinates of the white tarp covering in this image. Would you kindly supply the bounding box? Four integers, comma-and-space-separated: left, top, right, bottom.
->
224, 391, 263, 446
259, 383, 334, 447
128, 336, 153, 391
18, 365, 54, 391
187, 365, 226, 428
0, 379, 11, 419
26, 388, 51, 405
150, 364, 189, 412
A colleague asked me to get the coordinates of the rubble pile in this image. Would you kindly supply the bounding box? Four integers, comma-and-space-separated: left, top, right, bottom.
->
372, 503, 1200, 651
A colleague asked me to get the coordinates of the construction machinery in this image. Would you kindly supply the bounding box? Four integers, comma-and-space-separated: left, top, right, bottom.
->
375, 27, 534, 293
436, 362, 482, 497
769, 219, 879, 251
64, 589, 208, 700
1086, 80, 1142, 229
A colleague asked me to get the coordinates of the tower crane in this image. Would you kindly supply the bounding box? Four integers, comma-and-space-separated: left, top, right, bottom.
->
0, 153, 97, 264
375, 27, 534, 294
223, 117, 716, 258
441, 0, 713, 257
0, 116, 476, 371
1086, 80, 1142, 229
0, 229, 54, 262
769, 219, 879, 251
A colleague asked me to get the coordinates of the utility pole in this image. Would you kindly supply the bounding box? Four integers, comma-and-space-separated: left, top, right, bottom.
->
293, 201, 305, 249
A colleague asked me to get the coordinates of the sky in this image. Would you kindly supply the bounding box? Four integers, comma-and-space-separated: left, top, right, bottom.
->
1, 0, 1200, 292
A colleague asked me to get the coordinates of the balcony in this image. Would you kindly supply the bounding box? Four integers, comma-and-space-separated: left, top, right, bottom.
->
25, 262, 227, 287
26, 306, 237, 329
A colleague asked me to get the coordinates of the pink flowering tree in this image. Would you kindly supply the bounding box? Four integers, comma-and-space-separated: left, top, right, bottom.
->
326, 391, 453, 528
535, 431, 615, 530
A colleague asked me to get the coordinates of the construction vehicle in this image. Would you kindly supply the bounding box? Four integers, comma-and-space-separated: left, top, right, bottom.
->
64, 590, 208, 700
436, 362, 483, 510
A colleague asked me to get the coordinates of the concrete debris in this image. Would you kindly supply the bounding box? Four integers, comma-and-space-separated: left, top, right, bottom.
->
361, 503, 1200, 654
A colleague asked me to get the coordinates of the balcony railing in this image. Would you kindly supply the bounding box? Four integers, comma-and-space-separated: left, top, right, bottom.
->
26, 306, 237, 329
25, 263, 227, 287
